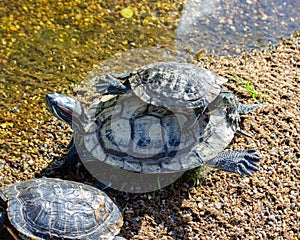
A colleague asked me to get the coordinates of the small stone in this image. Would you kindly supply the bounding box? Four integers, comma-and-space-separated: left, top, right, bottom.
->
215, 202, 222, 209
28, 159, 35, 165
120, 8, 134, 19
38, 148, 45, 154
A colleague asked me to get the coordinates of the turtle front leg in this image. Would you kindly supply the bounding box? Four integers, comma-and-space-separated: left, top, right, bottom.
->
206, 149, 261, 176
95, 74, 130, 95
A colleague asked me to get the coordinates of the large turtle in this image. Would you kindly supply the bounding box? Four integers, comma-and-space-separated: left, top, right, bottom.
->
95, 61, 228, 109
0, 178, 124, 240
46, 88, 261, 177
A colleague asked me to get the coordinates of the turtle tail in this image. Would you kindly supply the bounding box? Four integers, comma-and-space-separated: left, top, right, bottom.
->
237, 103, 265, 115
235, 102, 265, 137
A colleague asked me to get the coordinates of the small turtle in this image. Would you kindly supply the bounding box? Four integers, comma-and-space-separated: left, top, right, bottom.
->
46, 88, 261, 177
0, 178, 124, 240
95, 62, 228, 109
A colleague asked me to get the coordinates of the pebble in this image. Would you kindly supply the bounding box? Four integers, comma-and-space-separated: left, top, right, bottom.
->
120, 8, 134, 19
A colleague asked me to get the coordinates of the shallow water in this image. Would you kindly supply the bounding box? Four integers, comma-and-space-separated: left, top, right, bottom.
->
176, 0, 300, 55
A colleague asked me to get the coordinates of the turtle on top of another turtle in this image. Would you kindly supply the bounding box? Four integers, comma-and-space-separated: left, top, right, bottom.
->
46, 61, 262, 184
0, 178, 125, 240
95, 61, 228, 109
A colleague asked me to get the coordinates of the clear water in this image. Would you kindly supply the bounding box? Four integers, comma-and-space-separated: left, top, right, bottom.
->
175, 0, 300, 55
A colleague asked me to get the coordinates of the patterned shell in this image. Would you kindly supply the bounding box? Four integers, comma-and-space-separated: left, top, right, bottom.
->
128, 62, 227, 109
1, 178, 123, 240
82, 92, 237, 173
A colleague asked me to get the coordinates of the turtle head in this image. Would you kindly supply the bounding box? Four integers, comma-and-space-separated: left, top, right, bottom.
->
46, 93, 87, 134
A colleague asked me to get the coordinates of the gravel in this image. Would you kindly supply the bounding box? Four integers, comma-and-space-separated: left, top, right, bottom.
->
0, 0, 299, 238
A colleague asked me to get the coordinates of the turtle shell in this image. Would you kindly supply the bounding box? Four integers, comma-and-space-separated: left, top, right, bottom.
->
128, 62, 227, 109
82, 92, 237, 173
1, 178, 123, 240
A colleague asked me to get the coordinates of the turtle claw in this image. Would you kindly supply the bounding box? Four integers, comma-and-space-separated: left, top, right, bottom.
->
239, 150, 261, 176
233, 149, 261, 177
236, 165, 253, 177
236, 158, 260, 177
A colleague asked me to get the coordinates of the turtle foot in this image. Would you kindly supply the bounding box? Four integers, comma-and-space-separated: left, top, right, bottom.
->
95, 75, 128, 95
207, 149, 261, 177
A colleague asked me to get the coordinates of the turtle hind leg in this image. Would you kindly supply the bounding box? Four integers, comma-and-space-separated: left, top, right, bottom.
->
65, 140, 110, 190
95, 74, 129, 95
238, 103, 265, 115
206, 149, 261, 177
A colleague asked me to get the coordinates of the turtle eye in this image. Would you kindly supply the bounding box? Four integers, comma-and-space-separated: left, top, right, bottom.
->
185, 87, 191, 94
184, 82, 193, 93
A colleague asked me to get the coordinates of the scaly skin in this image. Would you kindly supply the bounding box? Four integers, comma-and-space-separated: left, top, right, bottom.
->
206, 149, 261, 177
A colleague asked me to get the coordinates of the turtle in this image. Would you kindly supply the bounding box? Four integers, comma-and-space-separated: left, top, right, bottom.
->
0, 178, 125, 240
46, 87, 261, 178
95, 61, 228, 109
